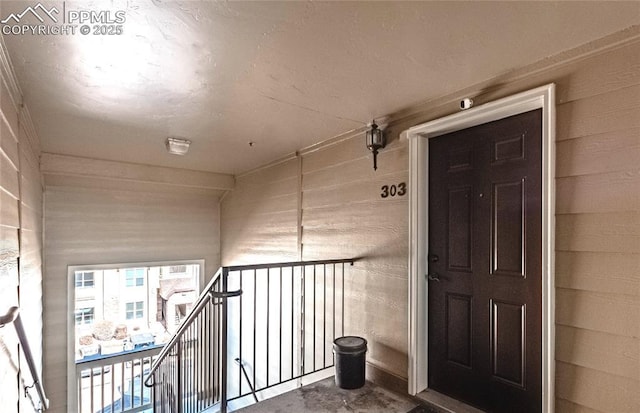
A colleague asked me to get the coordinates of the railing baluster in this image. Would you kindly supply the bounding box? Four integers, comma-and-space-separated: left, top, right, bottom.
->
333, 263, 336, 345
279, 266, 283, 384
187, 326, 190, 410
342, 262, 345, 337
220, 267, 229, 413
191, 322, 195, 410
78, 369, 83, 413
301, 264, 306, 375
266, 267, 271, 388
290, 266, 294, 380
323, 263, 327, 368
110, 362, 114, 413
198, 317, 201, 408
252, 268, 257, 395
121, 356, 125, 413
218, 280, 222, 402
100, 365, 104, 412
177, 340, 182, 413
239, 270, 243, 396
189, 310, 192, 406
90, 368, 95, 413
190, 321, 194, 409
139, 358, 143, 409
202, 301, 207, 407
312, 264, 316, 372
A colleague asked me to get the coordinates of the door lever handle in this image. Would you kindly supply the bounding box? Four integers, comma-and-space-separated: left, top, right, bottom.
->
427, 272, 440, 282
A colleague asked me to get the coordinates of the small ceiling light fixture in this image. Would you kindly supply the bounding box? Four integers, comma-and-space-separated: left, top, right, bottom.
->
165, 137, 191, 155
365, 120, 386, 171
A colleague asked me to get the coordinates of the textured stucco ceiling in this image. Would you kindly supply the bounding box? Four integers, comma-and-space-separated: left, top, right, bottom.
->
1, 1, 639, 174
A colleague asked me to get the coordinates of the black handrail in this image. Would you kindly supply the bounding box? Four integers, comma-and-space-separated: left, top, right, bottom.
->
225, 258, 356, 272
0, 306, 49, 410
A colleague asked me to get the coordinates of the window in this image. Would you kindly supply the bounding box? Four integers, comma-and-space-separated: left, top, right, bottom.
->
126, 301, 144, 320
72, 261, 201, 364
125, 268, 145, 287
170, 265, 187, 274
161, 264, 197, 280
75, 308, 94, 325
75, 271, 95, 288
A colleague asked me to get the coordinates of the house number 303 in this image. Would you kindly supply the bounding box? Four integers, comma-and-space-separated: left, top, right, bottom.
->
380, 182, 407, 198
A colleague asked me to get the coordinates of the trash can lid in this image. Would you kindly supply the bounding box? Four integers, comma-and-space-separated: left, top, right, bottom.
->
333, 336, 367, 353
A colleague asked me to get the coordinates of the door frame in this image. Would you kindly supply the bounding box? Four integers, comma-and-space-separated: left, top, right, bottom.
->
403, 84, 556, 412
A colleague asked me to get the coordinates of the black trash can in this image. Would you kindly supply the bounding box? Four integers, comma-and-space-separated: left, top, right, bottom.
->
333, 336, 367, 389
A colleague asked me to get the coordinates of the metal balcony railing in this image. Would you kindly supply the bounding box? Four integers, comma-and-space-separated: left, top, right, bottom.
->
144, 258, 356, 413
76, 345, 161, 413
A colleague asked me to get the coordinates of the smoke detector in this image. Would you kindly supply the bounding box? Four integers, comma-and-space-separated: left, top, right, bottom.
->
165, 137, 191, 155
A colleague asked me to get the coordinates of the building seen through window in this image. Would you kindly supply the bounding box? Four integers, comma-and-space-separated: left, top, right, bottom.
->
73, 263, 200, 361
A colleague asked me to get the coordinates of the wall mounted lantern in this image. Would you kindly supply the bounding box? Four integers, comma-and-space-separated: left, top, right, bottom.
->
365, 120, 386, 170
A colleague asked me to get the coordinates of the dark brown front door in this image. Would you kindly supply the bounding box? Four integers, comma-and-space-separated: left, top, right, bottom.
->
428, 109, 542, 412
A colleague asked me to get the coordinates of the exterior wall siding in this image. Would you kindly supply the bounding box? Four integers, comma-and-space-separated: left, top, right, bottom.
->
0, 40, 44, 413
222, 35, 640, 412
43, 184, 222, 413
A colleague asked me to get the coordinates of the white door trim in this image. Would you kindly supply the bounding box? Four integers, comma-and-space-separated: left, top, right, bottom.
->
403, 84, 556, 412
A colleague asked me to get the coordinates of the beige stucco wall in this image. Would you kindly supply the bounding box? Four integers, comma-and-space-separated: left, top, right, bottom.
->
0, 42, 44, 413
221, 34, 640, 412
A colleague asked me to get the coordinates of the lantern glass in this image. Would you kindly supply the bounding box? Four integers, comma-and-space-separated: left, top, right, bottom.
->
366, 125, 385, 150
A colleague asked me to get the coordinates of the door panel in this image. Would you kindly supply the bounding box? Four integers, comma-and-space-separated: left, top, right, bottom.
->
448, 186, 473, 272
446, 293, 473, 368
428, 109, 542, 412
490, 299, 525, 387
492, 179, 525, 277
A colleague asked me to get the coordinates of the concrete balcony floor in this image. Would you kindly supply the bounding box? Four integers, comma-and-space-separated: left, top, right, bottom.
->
235, 377, 441, 413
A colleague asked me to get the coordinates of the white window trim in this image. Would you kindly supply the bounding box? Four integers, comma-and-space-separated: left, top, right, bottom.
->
402, 84, 555, 412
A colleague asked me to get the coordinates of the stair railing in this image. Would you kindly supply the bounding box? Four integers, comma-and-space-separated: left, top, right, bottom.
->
0, 306, 49, 411
145, 258, 356, 413
144, 267, 241, 412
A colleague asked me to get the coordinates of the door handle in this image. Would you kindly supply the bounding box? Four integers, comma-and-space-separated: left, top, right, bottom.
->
427, 272, 440, 282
